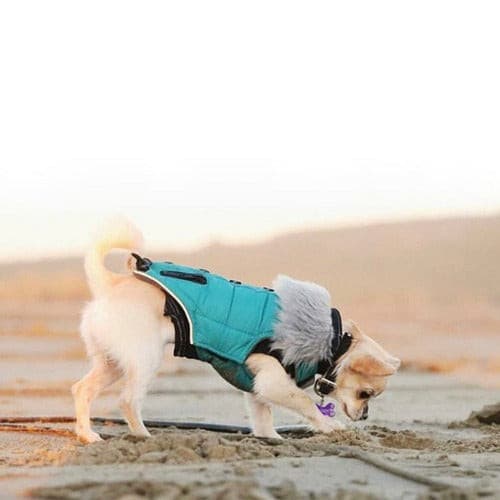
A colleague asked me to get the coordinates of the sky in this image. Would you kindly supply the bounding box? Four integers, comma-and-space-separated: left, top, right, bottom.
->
1, 1, 499, 262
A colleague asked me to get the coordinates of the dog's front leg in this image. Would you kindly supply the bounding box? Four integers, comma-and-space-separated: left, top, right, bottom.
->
246, 354, 345, 434
244, 392, 281, 439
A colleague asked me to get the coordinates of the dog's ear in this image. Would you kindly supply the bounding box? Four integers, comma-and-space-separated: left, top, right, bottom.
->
349, 353, 400, 376
344, 319, 362, 339
385, 355, 401, 371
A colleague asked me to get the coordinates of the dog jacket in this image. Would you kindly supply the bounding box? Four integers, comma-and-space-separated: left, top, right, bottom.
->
133, 260, 320, 392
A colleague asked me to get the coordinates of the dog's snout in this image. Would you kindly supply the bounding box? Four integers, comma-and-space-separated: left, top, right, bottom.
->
361, 406, 369, 420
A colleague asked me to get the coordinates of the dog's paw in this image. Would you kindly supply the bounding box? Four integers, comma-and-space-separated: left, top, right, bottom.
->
77, 430, 103, 444
313, 417, 346, 434
253, 429, 283, 440
131, 429, 152, 438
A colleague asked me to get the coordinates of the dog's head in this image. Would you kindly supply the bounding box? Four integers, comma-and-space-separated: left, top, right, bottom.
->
333, 321, 400, 421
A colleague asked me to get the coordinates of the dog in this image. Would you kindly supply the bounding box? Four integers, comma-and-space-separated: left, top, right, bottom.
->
72, 218, 400, 444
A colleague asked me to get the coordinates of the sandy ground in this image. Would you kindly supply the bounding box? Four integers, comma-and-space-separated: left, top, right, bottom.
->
2, 218, 500, 498
0, 324, 499, 500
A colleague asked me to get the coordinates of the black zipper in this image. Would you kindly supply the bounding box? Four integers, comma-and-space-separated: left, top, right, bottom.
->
160, 270, 207, 285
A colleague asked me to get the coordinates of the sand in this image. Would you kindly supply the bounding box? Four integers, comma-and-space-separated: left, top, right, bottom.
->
2, 219, 500, 500
1, 360, 499, 499
0, 325, 499, 499
17, 424, 494, 468
30, 478, 381, 500
465, 403, 500, 426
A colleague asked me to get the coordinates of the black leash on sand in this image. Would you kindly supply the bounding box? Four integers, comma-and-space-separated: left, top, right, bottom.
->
0, 416, 308, 434
0, 416, 475, 492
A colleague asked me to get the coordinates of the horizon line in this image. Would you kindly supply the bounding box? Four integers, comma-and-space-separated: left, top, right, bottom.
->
1, 210, 498, 267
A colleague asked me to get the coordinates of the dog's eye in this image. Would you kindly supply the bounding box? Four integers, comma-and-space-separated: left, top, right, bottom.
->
358, 390, 372, 400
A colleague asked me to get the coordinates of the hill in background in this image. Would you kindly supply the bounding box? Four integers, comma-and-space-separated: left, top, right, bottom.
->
1, 215, 499, 382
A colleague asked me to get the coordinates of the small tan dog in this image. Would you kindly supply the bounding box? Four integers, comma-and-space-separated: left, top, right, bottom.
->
73, 218, 400, 444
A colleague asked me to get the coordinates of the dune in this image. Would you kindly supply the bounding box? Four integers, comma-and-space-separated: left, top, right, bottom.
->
1, 214, 499, 382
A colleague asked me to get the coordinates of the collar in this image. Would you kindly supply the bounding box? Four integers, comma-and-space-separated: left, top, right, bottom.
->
314, 308, 353, 398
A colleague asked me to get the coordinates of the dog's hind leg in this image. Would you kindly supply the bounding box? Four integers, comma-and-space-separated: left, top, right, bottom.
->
247, 354, 345, 434
119, 357, 159, 438
72, 355, 122, 443
244, 392, 281, 439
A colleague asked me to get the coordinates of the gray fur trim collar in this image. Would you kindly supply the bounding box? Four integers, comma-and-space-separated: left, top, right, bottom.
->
271, 275, 334, 366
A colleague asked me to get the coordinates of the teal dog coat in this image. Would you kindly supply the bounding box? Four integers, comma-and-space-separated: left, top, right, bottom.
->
133, 258, 321, 392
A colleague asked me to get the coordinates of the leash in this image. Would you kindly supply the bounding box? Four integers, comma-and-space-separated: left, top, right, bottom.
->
0, 416, 311, 435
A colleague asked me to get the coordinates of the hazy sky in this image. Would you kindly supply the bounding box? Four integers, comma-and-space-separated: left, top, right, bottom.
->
1, 1, 499, 261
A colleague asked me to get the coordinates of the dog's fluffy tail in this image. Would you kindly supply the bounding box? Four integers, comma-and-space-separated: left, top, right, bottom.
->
84, 216, 144, 297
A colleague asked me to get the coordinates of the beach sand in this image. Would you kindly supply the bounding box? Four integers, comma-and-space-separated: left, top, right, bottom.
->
1, 217, 500, 498
0, 326, 499, 499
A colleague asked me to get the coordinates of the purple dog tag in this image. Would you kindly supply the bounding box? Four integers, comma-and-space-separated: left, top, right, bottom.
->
316, 402, 335, 417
